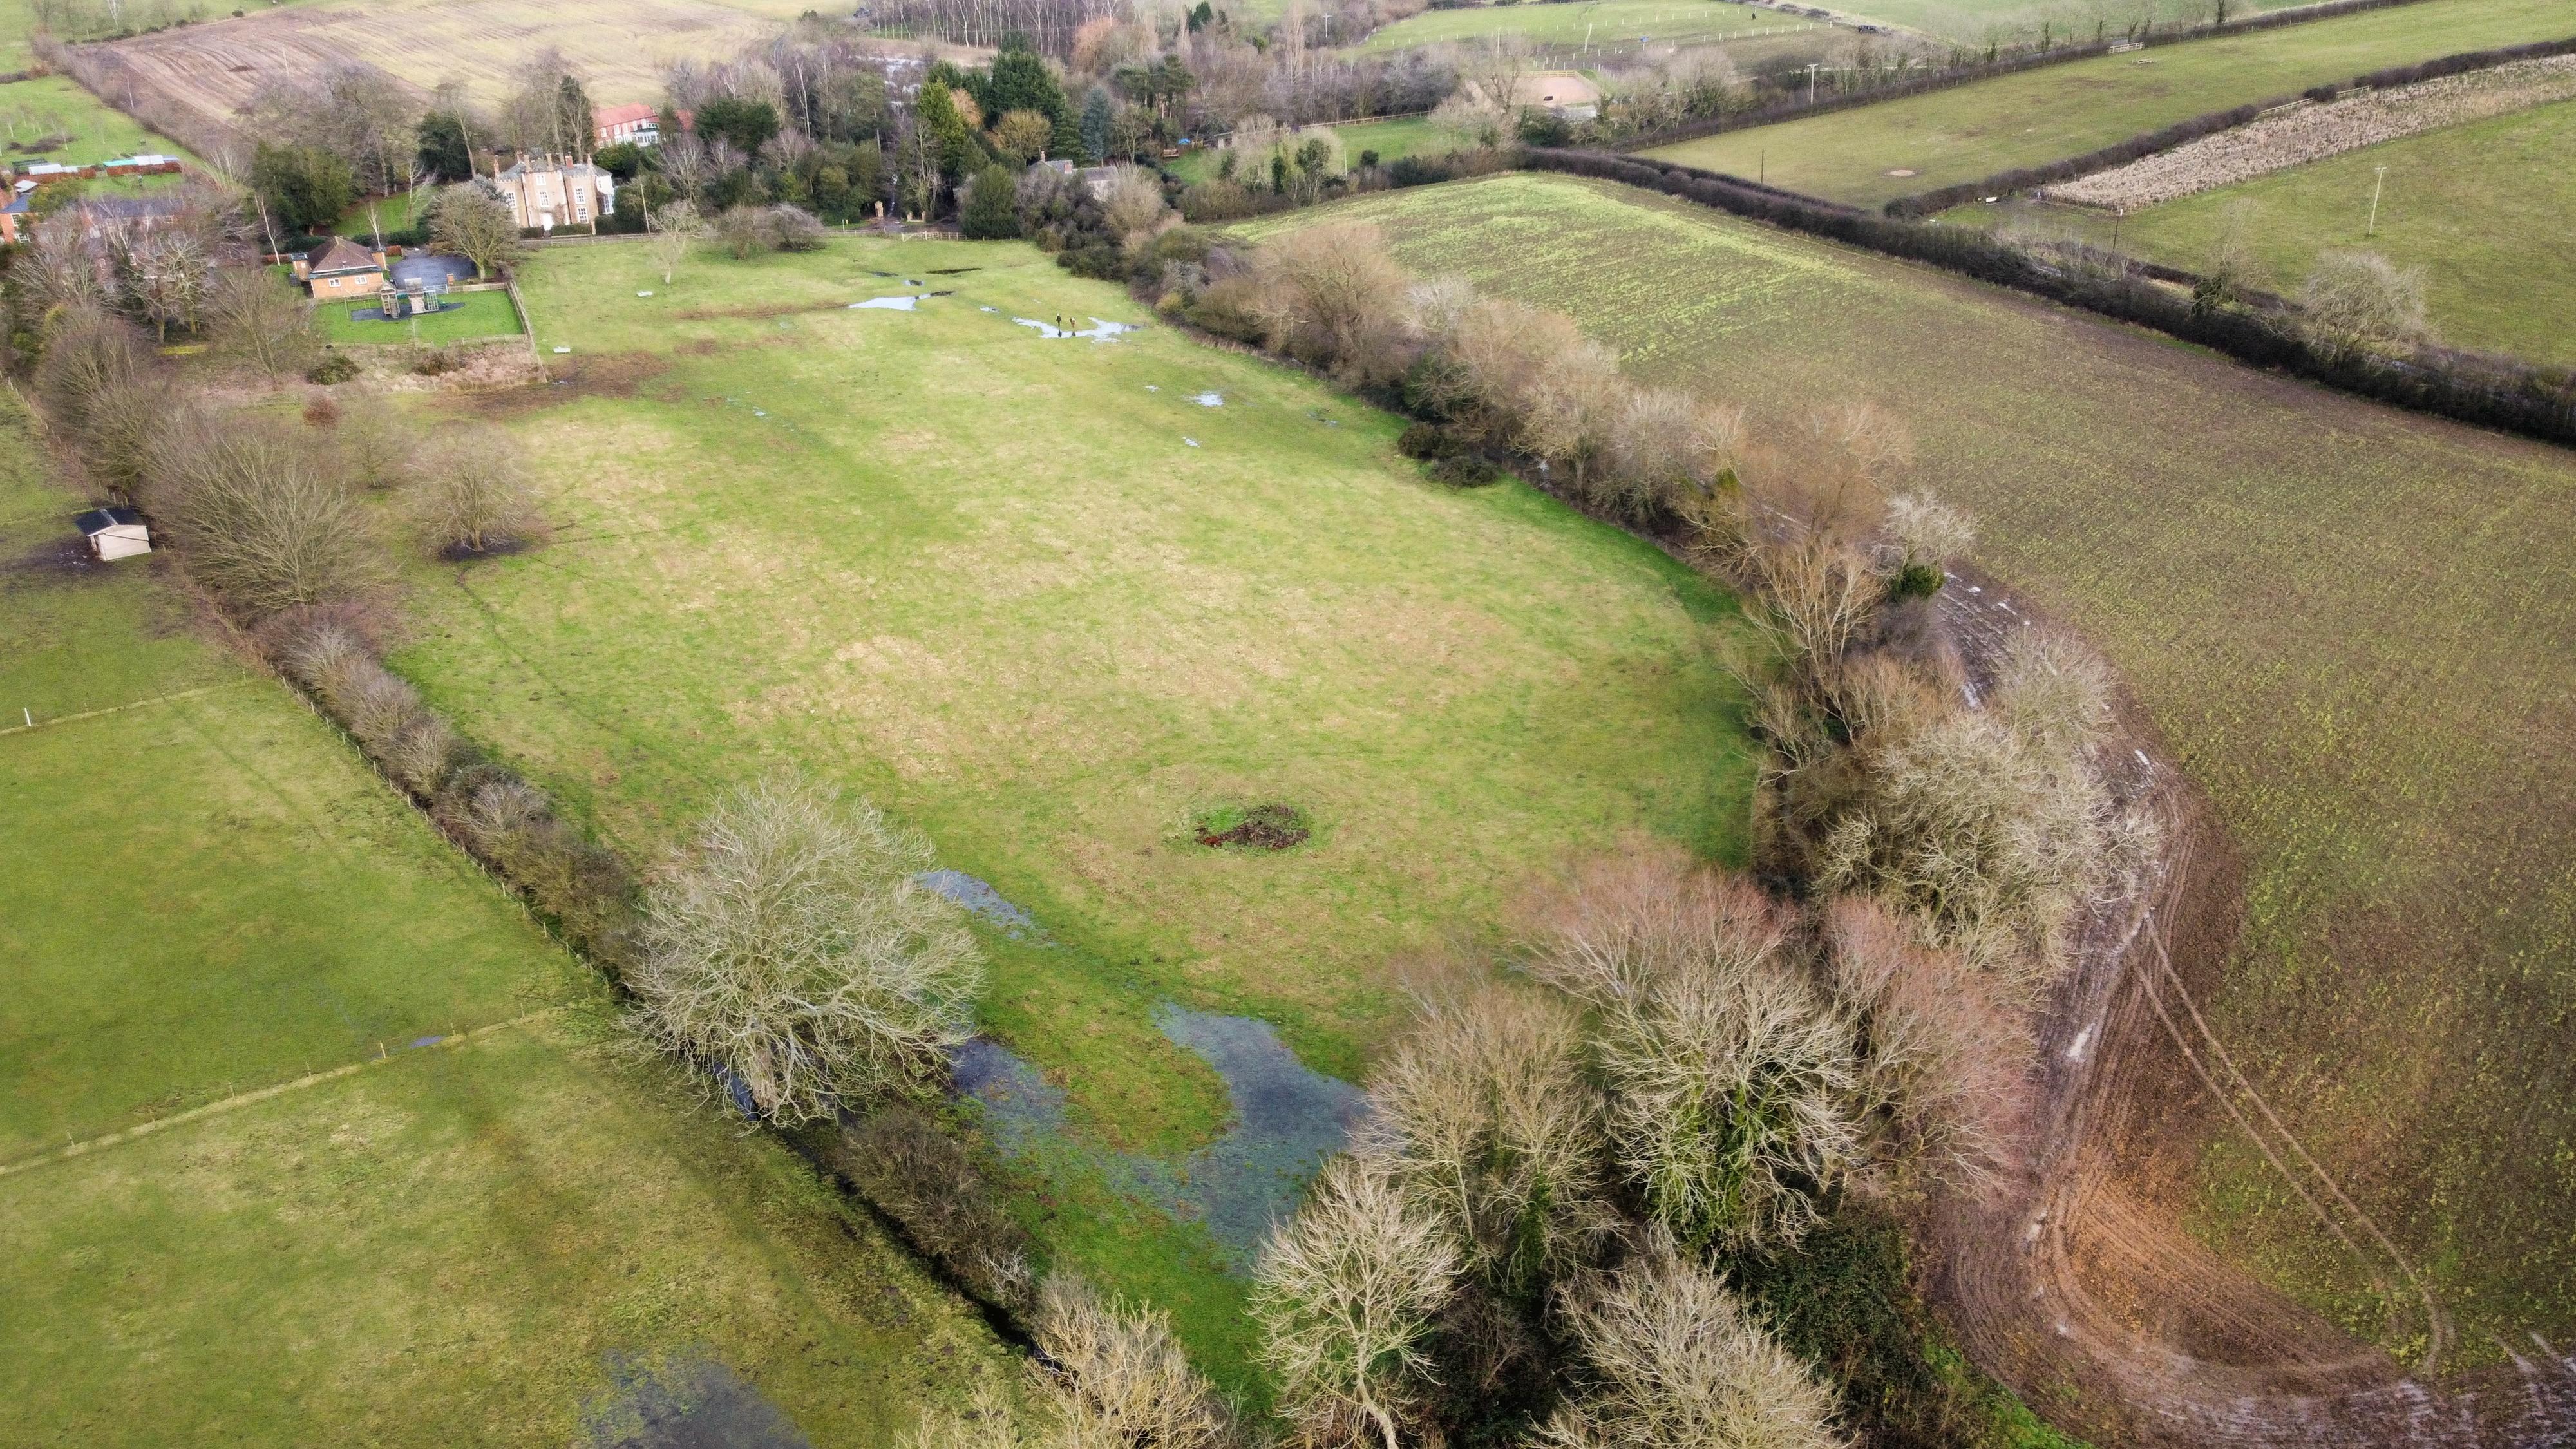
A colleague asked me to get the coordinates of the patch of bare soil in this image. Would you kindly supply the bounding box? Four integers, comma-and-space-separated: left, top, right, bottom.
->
457, 350, 665, 419
3, 536, 102, 582
1924, 569, 2576, 1446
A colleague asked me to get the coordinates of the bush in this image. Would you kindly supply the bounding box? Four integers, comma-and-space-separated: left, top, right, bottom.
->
832, 1106, 1036, 1313
1429, 455, 1499, 488
305, 352, 359, 384
1396, 421, 1466, 459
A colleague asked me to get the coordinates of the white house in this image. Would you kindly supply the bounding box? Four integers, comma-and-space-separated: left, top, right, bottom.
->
75, 506, 149, 560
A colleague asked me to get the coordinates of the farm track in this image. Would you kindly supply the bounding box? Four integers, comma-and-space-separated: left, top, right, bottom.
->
1930, 575, 2576, 1448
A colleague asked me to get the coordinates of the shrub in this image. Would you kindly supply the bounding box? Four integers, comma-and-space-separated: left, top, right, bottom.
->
437, 769, 639, 965
333, 395, 414, 491
629, 775, 983, 1123
2300, 248, 2432, 352
834, 1106, 1036, 1312
1396, 421, 1464, 459
1245, 221, 1415, 386
305, 352, 359, 384
35, 308, 164, 504
1429, 455, 1499, 488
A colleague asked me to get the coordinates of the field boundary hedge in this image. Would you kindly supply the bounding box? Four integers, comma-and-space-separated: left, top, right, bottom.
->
1884, 32, 2576, 216
1518, 147, 2576, 448
1613, 0, 2436, 153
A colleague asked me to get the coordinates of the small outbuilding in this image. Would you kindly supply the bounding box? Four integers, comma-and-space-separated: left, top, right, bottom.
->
75, 506, 150, 560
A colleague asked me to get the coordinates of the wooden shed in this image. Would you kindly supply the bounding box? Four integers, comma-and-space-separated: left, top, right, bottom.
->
75, 506, 150, 560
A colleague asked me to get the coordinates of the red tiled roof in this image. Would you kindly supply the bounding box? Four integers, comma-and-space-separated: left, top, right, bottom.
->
307, 235, 380, 276
593, 103, 656, 128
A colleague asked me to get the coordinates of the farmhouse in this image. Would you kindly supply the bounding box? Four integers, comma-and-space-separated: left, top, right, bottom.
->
75, 506, 150, 560
594, 102, 661, 147
492, 155, 615, 231
294, 235, 386, 299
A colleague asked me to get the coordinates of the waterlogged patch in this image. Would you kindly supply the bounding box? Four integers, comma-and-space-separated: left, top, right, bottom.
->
579, 1353, 811, 1449
1189, 392, 1224, 408
956, 1009, 1365, 1267
914, 869, 1045, 942
851, 296, 919, 310
1012, 316, 1141, 341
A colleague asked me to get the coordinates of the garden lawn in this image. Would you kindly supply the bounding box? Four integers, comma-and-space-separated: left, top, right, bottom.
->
0, 402, 1001, 1443
1642, 0, 2576, 206
1249, 171, 2576, 1371
1356, 0, 1821, 59
316, 287, 524, 346
384, 233, 1760, 1374
2001, 94, 2576, 368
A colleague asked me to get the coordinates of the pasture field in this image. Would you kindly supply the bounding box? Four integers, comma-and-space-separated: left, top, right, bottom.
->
1831, 0, 2308, 46
1641, 0, 2576, 205
0, 407, 1001, 1442
377, 234, 1760, 1374
1965, 95, 2576, 368
1245, 172, 2576, 1368
1355, 0, 1826, 60
316, 287, 524, 346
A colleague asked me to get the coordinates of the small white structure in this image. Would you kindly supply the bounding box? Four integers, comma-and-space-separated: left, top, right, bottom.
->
76, 506, 150, 560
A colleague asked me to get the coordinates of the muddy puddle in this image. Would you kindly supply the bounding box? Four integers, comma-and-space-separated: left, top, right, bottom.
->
1012, 317, 1140, 341
580, 1353, 811, 1449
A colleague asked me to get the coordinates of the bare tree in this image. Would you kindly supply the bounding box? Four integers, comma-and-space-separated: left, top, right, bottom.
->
1253, 1158, 1461, 1449
34, 307, 159, 502
1249, 220, 1413, 386
1815, 628, 2149, 998
413, 429, 542, 555
202, 266, 315, 381
332, 393, 415, 491
1460, 33, 1533, 118
1879, 490, 1975, 582
990, 108, 1055, 163
647, 200, 706, 285
1537, 1239, 1848, 1449
1034, 1274, 1236, 1448
629, 774, 983, 1123
427, 184, 527, 279
1602, 386, 1741, 523
1823, 895, 2023, 1195
904, 1382, 1032, 1449
145, 410, 384, 615
1524, 852, 1861, 1253
1357, 979, 1614, 1298
1100, 166, 1170, 246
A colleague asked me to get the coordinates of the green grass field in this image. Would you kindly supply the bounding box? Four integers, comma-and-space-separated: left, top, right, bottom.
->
1168, 114, 1448, 184
0, 73, 196, 167
1247, 171, 2576, 1374
0, 405, 1003, 1443
1356, 0, 1821, 58
1643, 0, 2576, 205
374, 233, 1761, 1376
1957, 95, 2576, 368
1831, 0, 2309, 46
316, 287, 524, 346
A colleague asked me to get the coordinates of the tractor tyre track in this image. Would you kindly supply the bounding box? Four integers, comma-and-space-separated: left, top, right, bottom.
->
1922, 572, 2576, 1447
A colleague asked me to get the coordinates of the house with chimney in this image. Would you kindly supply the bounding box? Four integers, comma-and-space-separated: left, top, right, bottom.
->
294, 235, 387, 299
491, 155, 616, 232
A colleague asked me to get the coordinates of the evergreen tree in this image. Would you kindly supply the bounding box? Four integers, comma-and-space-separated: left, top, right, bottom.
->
958, 164, 1021, 240
1079, 88, 1114, 166
415, 112, 472, 183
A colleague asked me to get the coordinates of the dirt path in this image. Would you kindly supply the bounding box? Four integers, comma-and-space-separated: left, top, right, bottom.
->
1925, 573, 2576, 1448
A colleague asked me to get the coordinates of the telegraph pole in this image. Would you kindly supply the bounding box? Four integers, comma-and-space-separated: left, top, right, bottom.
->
2366, 165, 2386, 237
